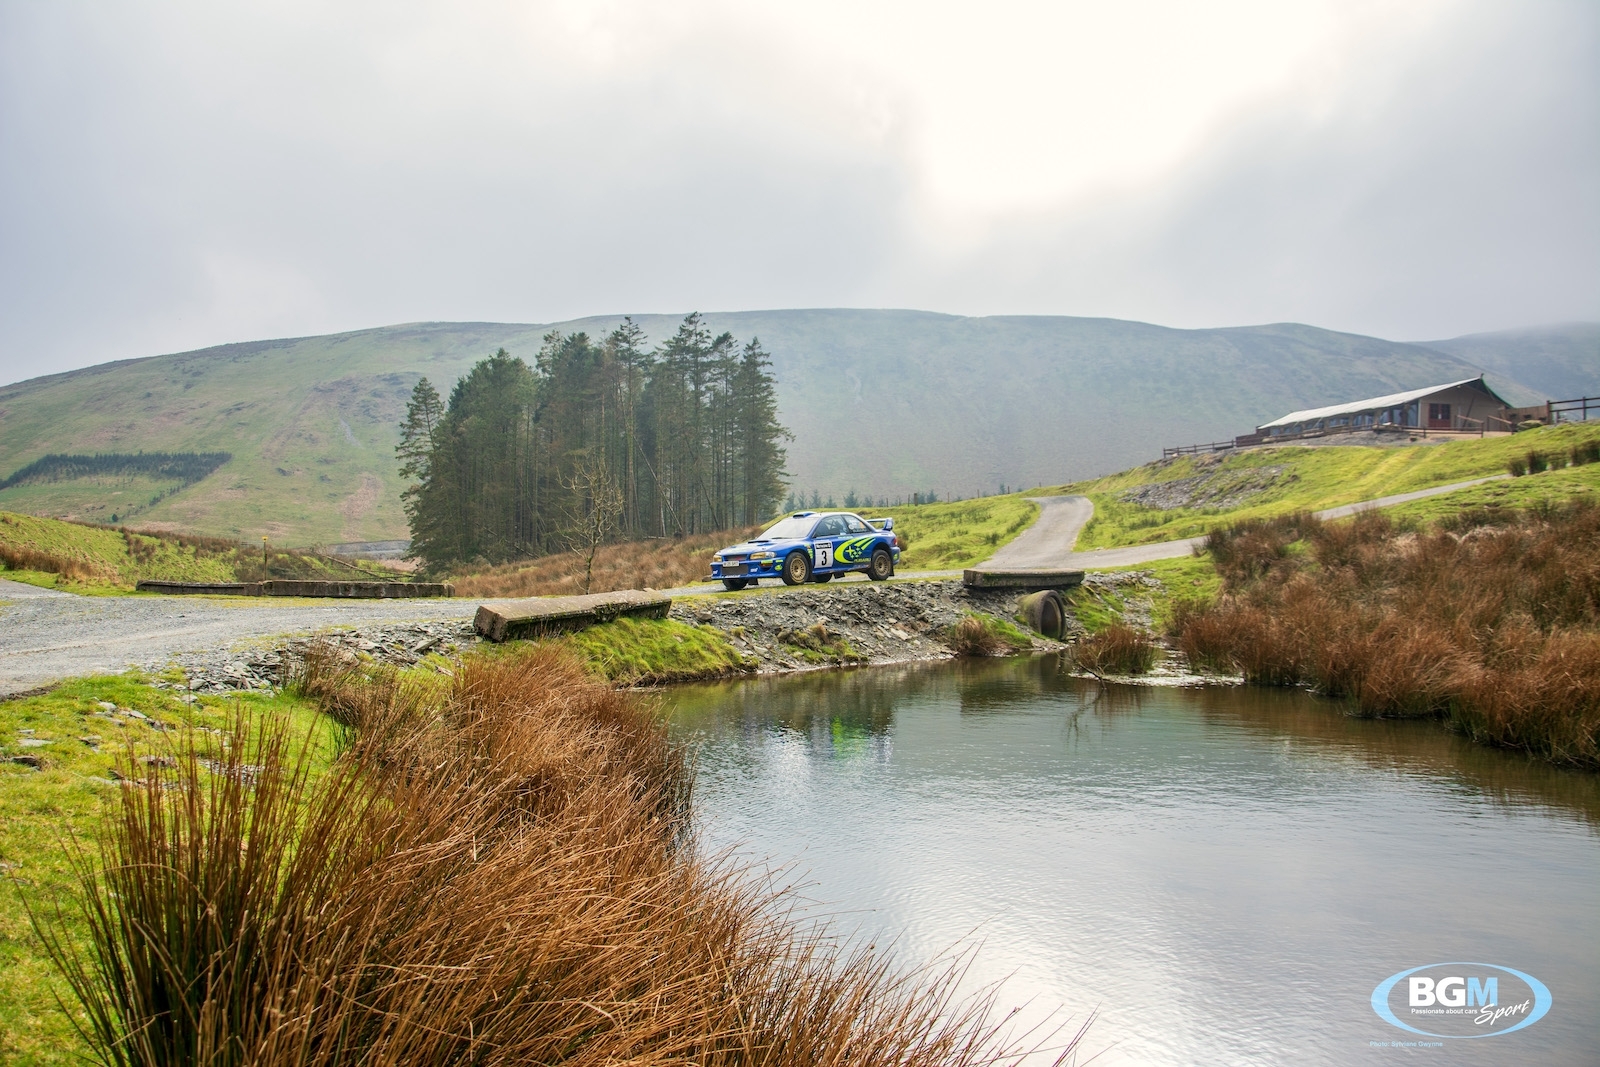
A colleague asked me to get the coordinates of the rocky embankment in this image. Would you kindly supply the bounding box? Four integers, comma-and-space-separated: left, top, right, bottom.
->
147, 620, 477, 693
670, 580, 1060, 671
149, 575, 1175, 691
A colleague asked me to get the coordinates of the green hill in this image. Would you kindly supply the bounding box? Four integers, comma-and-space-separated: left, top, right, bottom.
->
0, 311, 1589, 544
1418, 323, 1600, 403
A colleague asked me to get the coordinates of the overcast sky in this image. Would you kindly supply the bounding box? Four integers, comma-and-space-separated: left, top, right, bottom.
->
1, 0, 1596, 385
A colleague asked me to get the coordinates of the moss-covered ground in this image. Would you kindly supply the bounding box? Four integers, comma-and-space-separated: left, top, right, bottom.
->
1050, 422, 1600, 550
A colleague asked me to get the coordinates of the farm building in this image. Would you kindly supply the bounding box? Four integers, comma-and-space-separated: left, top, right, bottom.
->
1255, 376, 1514, 440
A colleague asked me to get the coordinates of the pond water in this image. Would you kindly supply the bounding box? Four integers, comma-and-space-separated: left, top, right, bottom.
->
664, 656, 1600, 1066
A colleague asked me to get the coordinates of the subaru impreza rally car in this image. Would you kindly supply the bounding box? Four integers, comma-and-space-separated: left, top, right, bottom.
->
709, 511, 900, 590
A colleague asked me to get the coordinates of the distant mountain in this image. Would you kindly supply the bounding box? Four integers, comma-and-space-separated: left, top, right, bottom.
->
1419, 323, 1600, 404
0, 311, 1579, 544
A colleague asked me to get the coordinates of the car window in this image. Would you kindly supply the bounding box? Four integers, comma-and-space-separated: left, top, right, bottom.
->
759, 515, 819, 540
843, 515, 870, 534
815, 516, 845, 537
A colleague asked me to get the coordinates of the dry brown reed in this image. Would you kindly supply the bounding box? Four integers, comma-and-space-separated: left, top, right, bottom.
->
946, 616, 1004, 657
450, 526, 762, 598
1177, 501, 1600, 767
47, 646, 1076, 1066
1073, 624, 1159, 676
0, 542, 112, 582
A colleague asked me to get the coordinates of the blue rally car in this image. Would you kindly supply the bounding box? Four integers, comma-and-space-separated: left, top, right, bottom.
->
710, 511, 901, 590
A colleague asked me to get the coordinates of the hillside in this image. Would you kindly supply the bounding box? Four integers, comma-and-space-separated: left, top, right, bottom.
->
1419, 323, 1600, 403
1051, 421, 1600, 550
0, 311, 1589, 545
0, 511, 400, 594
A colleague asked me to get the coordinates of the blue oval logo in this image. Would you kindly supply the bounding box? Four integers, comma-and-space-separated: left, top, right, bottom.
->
1372, 963, 1551, 1038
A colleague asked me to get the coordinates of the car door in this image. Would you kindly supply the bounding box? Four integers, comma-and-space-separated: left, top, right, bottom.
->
811, 515, 845, 571
836, 514, 876, 568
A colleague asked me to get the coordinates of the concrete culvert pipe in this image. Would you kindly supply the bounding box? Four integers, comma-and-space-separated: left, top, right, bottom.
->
1018, 590, 1066, 639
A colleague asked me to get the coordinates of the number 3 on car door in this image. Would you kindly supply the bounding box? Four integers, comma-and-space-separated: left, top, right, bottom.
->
813, 541, 833, 569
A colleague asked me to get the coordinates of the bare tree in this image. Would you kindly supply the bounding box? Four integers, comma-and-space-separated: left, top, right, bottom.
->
563, 456, 625, 595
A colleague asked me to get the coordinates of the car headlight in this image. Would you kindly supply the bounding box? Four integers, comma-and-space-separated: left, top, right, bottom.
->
712, 554, 723, 562
752, 551, 775, 560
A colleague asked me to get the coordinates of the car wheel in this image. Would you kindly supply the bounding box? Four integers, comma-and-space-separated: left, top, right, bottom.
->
781, 550, 811, 586
868, 547, 893, 581
722, 578, 749, 591
812, 573, 833, 583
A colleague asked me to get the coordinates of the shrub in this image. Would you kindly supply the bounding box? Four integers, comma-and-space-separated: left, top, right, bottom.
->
1202, 511, 1319, 586
1173, 501, 1600, 766
944, 614, 1030, 657
1572, 439, 1600, 466
1073, 623, 1159, 675
1526, 450, 1548, 474
1508, 456, 1528, 477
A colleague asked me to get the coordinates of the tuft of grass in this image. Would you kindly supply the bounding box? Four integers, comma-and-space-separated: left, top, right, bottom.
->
777, 622, 869, 665
944, 614, 1033, 657
0, 677, 333, 1065
38, 647, 1065, 1065
1071, 624, 1159, 676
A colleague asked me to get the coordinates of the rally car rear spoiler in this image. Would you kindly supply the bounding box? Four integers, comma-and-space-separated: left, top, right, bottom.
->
868, 517, 895, 530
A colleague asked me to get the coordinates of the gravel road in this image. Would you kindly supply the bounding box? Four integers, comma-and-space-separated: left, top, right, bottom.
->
0, 475, 1506, 697
0, 591, 475, 697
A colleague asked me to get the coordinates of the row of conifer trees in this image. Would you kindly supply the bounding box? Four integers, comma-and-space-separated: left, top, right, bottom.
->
398, 314, 789, 568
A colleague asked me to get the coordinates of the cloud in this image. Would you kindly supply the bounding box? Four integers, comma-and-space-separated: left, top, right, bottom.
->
0, 0, 1594, 385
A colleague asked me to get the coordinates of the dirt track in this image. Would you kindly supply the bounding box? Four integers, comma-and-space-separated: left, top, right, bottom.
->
0, 474, 1507, 696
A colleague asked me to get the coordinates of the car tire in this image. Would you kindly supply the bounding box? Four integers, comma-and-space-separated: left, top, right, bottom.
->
812, 573, 833, 583
722, 578, 749, 591
868, 547, 893, 581
781, 551, 811, 586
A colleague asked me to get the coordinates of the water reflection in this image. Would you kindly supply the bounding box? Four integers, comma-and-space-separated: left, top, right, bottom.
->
666, 656, 1600, 1066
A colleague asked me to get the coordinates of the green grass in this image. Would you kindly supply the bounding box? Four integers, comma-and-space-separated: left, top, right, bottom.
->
1383, 461, 1600, 526
0, 509, 400, 594
517, 617, 755, 686
869, 495, 1039, 570
0, 677, 334, 1066
1065, 555, 1222, 636
1050, 422, 1600, 550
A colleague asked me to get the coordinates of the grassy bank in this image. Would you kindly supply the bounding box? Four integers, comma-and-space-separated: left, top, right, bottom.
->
0, 678, 334, 1063
1051, 422, 1600, 550
0, 510, 404, 594
1173, 504, 1600, 767
9, 648, 1065, 1065
870, 495, 1038, 570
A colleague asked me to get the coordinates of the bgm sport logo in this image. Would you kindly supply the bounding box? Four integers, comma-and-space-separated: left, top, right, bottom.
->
1372, 963, 1552, 1039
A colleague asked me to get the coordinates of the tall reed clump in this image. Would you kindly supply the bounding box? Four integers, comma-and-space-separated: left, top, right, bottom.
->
44, 646, 1072, 1066
1072, 624, 1159, 676
1174, 504, 1600, 767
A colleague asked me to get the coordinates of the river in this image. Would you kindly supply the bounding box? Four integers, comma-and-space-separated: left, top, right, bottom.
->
664, 656, 1600, 1066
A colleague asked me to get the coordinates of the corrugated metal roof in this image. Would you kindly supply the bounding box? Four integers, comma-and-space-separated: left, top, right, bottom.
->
1259, 376, 1507, 430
